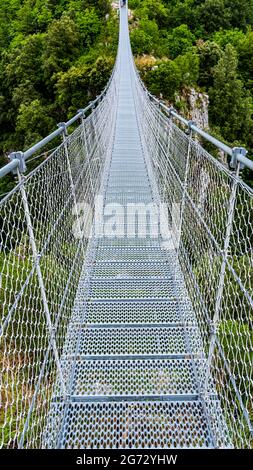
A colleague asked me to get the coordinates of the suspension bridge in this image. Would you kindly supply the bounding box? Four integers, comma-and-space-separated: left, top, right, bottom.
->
0, 3, 253, 449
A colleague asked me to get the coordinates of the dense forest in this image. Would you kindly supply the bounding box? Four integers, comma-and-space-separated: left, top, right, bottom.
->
129, 0, 253, 185
0, 0, 118, 194
0, 0, 253, 188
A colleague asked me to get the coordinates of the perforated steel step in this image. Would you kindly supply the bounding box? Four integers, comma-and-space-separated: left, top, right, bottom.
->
71, 299, 196, 325
109, 164, 146, 171
109, 170, 148, 176
105, 194, 153, 204
95, 247, 174, 262
88, 279, 184, 300
91, 261, 173, 278
106, 186, 152, 194
108, 178, 149, 187
63, 325, 202, 358
51, 401, 216, 449
97, 225, 161, 239
62, 358, 202, 397
97, 237, 161, 247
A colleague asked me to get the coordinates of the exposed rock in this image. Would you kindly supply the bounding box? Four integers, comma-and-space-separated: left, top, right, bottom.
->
183, 87, 209, 130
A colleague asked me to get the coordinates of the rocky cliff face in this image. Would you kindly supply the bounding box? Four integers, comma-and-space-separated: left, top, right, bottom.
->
187, 88, 209, 130
177, 88, 229, 166
177, 87, 209, 130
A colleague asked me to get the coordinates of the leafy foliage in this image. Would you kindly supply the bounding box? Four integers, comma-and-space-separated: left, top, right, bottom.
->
129, 0, 253, 183
167, 24, 196, 59
0, 0, 117, 187
209, 44, 253, 144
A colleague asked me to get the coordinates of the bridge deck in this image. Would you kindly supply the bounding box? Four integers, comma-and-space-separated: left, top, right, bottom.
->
46, 5, 227, 449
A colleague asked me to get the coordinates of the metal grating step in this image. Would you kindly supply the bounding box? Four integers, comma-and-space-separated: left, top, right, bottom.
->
71, 299, 195, 324
62, 358, 202, 397
108, 177, 149, 185
108, 167, 146, 172
91, 261, 174, 278
105, 194, 153, 204
95, 247, 175, 262
51, 401, 216, 449
88, 279, 183, 300
63, 325, 202, 357
109, 170, 148, 176
106, 187, 153, 194
97, 238, 161, 248
95, 231, 162, 241
106, 184, 151, 191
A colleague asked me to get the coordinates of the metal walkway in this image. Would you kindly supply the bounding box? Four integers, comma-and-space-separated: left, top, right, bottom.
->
47, 6, 225, 449
1, 2, 253, 450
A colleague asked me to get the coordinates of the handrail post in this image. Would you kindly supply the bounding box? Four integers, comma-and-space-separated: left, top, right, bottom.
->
16, 168, 66, 398
203, 155, 241, 397
9, 151, 26, 174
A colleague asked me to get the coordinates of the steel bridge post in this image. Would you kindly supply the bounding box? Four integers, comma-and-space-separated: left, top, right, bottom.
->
203, 149, 245, 396
16, 166, 66, 399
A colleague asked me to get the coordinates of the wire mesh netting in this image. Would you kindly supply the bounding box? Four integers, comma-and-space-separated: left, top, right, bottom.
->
133, 73, 253, 448
0, 73, 118, 448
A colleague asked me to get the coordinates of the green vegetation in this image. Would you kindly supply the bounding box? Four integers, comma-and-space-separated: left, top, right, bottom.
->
0, 0, 118, 195
129, 0, 253, 184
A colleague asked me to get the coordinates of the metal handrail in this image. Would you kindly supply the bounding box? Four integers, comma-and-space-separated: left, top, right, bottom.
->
0, 71, 116, 179
146, 90, 252, 171
132, 62, 253, 172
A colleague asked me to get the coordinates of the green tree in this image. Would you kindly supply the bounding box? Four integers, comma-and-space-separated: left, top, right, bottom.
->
167, 24, 196, 59
209, 44, 253, 142
56, 56, 113, 116
139, 18, 160, 44
130, 29, 153, 55
88, 56, 114, 96
16, 99, 55, 147
3, 34, 45, 93
76, 8, 101, 47
224, 0, 253, 31
238, 31, 253, 93
197, 40, 222, 88
0, 0, 20, 51
166, 0, 197, 30
14, 0, 53, 35
175, 50, 199, 86
135, 0, 168, 28
56, 65, 90, 116
43, 15, 80, 79
145, 60, 181, 100
212, 28, 245, 49
197, 0, 231, 35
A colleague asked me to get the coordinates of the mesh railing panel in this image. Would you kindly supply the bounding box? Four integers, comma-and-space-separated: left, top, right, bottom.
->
0, 71, 118, 448
133, 71, 253, 448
